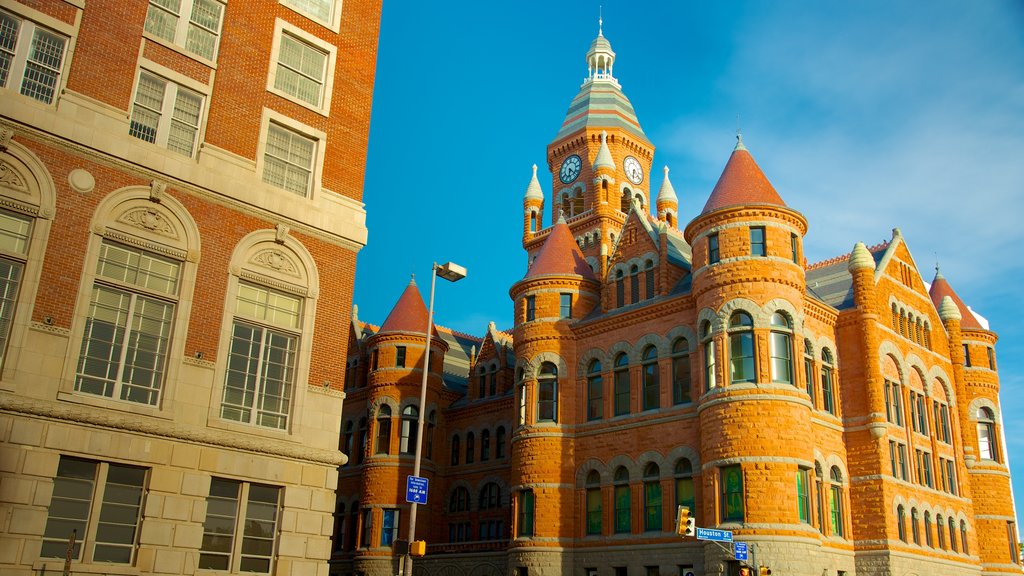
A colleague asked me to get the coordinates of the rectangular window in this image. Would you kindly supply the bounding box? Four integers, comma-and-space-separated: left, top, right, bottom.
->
922, 452, 933, 487
76, 241, 180, 406
750, 227, 766, 257
708, 233, 720, 264
804, 355, 816, 404
769, 331, 792, 384
796, 468, 810, 523
1009, 521, 1019, 563
909, 391, 919, 432
988, 347, 996, 370
221, 282, 301, 429
945, 459, 957, 495
0, 210, 30, 372
518, 489, 535, 537
0, 10, 68, 104
199, 478, 281, 572
263, 122, 316, 196
41, 456, 146, 564
614, 368, 630, 416
395, 346, 406, 368
145, 0, 225, 61
129, 71, 203, 157
525, 295, 535, 321
282, 0, 334, 23
963, 344, 971, 367
791, 233, 799, 264
381, 509, 399, 547
821, 366, 835, 414
720, 465, 744, 522
559, 293, 572, 319
614, 484, 630, 533
897, 443, 908, 480
274, 32, 328, 107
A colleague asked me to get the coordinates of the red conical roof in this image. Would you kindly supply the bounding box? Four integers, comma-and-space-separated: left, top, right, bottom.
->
702, 142, 786, 215
929, 271, 983, 330
525, 220, 598, 280
379, 278, 439, 336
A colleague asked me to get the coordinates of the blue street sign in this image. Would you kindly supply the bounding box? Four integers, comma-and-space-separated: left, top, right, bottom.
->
695, 527, 734, 542
406, 475, 429, 504
734, 541, 748, 561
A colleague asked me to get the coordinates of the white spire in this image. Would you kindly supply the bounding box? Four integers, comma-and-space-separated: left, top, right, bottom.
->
524, 164, 544, 201
585, 16, 617, 86
593, 131, 615, 171
657, 166, 677, 203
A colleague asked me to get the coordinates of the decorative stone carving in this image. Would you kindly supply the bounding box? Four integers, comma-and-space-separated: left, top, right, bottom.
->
0, 127, 12, 151
275, 223, 290, 243
0, 161, 26, 191
68, 168, 96, 194
120, 206, 176, 237
150, 179, 167, 202
252, 249, 298, 275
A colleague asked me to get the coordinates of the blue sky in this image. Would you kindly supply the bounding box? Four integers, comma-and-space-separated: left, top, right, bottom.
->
354, 1, 1024, 527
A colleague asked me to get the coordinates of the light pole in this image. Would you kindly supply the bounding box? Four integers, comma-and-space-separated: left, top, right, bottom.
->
404, 261, 466, 576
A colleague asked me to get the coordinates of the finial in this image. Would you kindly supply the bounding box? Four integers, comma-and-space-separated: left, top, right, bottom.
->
664, 166, 670, 177
598, 6, 603, 36
934, 258, 944, 280
410, 273, 416, 285
532, 163, 538, 176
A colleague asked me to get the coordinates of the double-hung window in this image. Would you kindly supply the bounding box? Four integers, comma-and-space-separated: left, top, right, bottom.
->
76, 241, 180, 406
0, 10, 68, 104
263, 123, 316, 196
41, 456, 147, 564
145, 0, 225, 61
130, 71, 203, 157
273, 32, 328, 107
282, 0, 335, 24
221, 282, 301, 430
199, 478, 281, 573
0, 210, 31, 372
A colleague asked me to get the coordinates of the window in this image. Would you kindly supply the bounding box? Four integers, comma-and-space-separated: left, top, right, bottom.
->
708, 233, 720, 264
129, 71, 203, 157
489, 367, 497, 396
671, 338, 691, 404
145, 0, 224, 61
480, 429, 491, 461
702, 321, 716, 391
988, 347, 997, 370
925, 512, 933, 547
282, 0, 335, 23
449, 486, 469, 512
613, 466, 631, 533
396, 346, 406, 367
963, 344, 971, 367
821, 349, 835, 415
897, 505, 906, 542
815, 464, 825, 532
911, 508, 920, 545
476, 367, 486, 398
537, 362, 558, 422
332, 502, 346, 552
950, 517, 958, 552
587, 359, 603, 421
41, 457, 146, 563
613, 353, 630, 416
934, 401, 951, 444
273, 32, 328, 107
915, 449, 933, 488
615, 270, 625, 308
399, 405, 417, 455
359, 508, 371, 548
643, 463, 662, 532
518, 489, 535, 537
341, 420, 353, 460
961, 520, 969, 554
728, 312, 755, 384
750, 227, 766, 257
199, 478, 280, 572
356, 418, 366, 464
220, 282, 301, 429
480, 482, 500, 510
374, 405, 391, 454
426, 411, 436, 459
381, 509, 399, 547
525, 295, 535, 321
720, 465, 744, 522
630, 265, 640, 304
0, 210, 31, 372
889, 440, 908, 480
937, 515, 946, 549
829, 467, 843, 537
803, 340, 816, 404
674, 458, 695, 513
496, 426, 507, 458
560, 292, 572, 319
645, 260, 655, 299
884, 379, 903, 425
465, 431, 475, 464
0, 10, 68, 104
263, 123, 316, 196
791, 233, 799, 263
642, 346, 659, 411
977, 406, 998, 461
796, 468, 810, 523
769, 312, 793, 384
585, 470, 601, 535
76, 241, 180, 406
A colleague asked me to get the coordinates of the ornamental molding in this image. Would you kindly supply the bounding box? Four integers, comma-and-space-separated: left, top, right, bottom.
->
103, 228, 188, 261
238, 268, 309, 297
119, 206, 177, 238
149, 179, 167, 202
30, 320, 70, 336
251, 248, 299, 277
0, 160, 27, 191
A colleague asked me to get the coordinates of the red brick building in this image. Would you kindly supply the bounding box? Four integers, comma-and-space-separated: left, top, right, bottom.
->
0, 1, 380, 574
335, 27, 1019, 576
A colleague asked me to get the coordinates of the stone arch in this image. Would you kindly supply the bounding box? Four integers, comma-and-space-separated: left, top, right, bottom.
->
718, 298, 762, 326
665, 445, 701, 470
607, 454, 639, 479
761, 298, 802, 331
468, 564, 503, 576
967, 397, 1000, 423
576, 458, 610, 486
636, 450, 666, 477
697, 307, 722, 333
577, 348, 609, 375
607, 340, 633, 364
813, 335, 838, 363
927, 366, 956, 405
0, 138, 57, 218
446, 479, 474, 511
633, 333, 667, 357
824, 456, 849, 485
368, 396, 399, 416
475, 475, 511, 506
666, 325, 697, 351
524, 351, 568, 379
878, 342, 907, 382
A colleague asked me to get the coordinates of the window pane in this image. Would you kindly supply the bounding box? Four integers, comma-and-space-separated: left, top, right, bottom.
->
185, 0, 222, 59
41, 457, 97, 559
0, 209, 31, 255
283, 0, 332, 22
729, 333, 754, 383
130, 73, 165, 143
93, 464, 145, 563
275, 34, 326, 106
145, 0, 179, 42
168, 87, 202, 156
0, 257, 24, 371
222, 322, 261, 422
199, 478, 239, 570
263, 124, 314, 196
21, 28, 65, 103
0, 13, 21, 88
76, 286, 131, 398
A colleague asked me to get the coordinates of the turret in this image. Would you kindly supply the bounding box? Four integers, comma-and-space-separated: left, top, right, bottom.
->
523, 164, 544, 237
655, 166, 678, 227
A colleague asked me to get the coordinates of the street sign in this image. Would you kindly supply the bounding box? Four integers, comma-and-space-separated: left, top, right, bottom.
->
406, 475, 428, 504
734, 541, 748, 561
695, 527, 734, 542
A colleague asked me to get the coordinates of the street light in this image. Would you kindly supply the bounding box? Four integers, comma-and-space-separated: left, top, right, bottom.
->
404, 261, 466, 576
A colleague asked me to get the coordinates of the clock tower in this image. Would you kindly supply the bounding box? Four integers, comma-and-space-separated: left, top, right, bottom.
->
522, 21, 659, 280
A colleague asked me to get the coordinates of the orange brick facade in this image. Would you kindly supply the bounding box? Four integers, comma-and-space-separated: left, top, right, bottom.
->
0, 0, 379, 574
335, 29, 1019, 576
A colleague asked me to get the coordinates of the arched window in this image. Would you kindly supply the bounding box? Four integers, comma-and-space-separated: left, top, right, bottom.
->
897, 505, 907, 542
674, 458, 695, 512
891, 303, 899, 332
977, 407, 999, 461
960, 520, 969, 554
815, 463, 825, 533
671, 338, 691, 404
728, 312, 755, 384
375, 405, 391, 454
829, 467, 844, 537
702, 321, 716, 391
924, 511, 933, 547
803, 339, 816, 404
449, 486, 470, 512
334, 502, 346, 552
537, 362, 558, 422
561, 195, 571, 220
516, 368, 527, 425
645, 260, 655, 300
937, 515, 946, 549
477, 366, 486, 398
643, 463, 662, 532
342, 420, 353, 459
426, 410, 436, 459
620, 188, 631, 213
450, 434, 460, 466
885, 378, 903, 425
769, 312, 793, 384
797, 467, 811, 524
400, 405, 418, 455
479, 482, 500, 510
642, 346, 659, 411
489, 365, 498, 396
616, 270, 625, 308
356, 417, 367, 464
529, 211, 538, 232
630, 265, 640, 305
573, 189, 584, 215
821, 349, 836, 415
613, 466, 631, 533
465, 432, 475, 464
949, 516, 958, 552
912, 507, 920, 545
585, 470, 601, 535
496, 426, 506, 459
349, 501, 360, 550
613, 353, 630, 416
587, 359, 603, 421
480, 429, 491, 461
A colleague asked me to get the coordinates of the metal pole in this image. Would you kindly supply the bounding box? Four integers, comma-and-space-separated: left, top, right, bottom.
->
403, 263, 438, 576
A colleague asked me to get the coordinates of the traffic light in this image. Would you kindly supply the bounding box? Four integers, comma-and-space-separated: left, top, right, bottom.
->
675, 506, 696, 537
738, 567, 752, 576
758, 567, 771, 576
410, 540, 426, 557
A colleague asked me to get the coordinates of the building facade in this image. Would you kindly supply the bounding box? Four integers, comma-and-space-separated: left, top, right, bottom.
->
0, 0, 380, 574
334, 27, 1019, 576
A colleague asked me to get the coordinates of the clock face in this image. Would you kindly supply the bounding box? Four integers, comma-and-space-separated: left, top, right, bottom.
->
624, 156, 644, 185
559, 154, 582, 184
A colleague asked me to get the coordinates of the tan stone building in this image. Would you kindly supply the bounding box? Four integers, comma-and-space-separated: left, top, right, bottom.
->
0, 0, 380, 574
333, 27, 1020, 576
